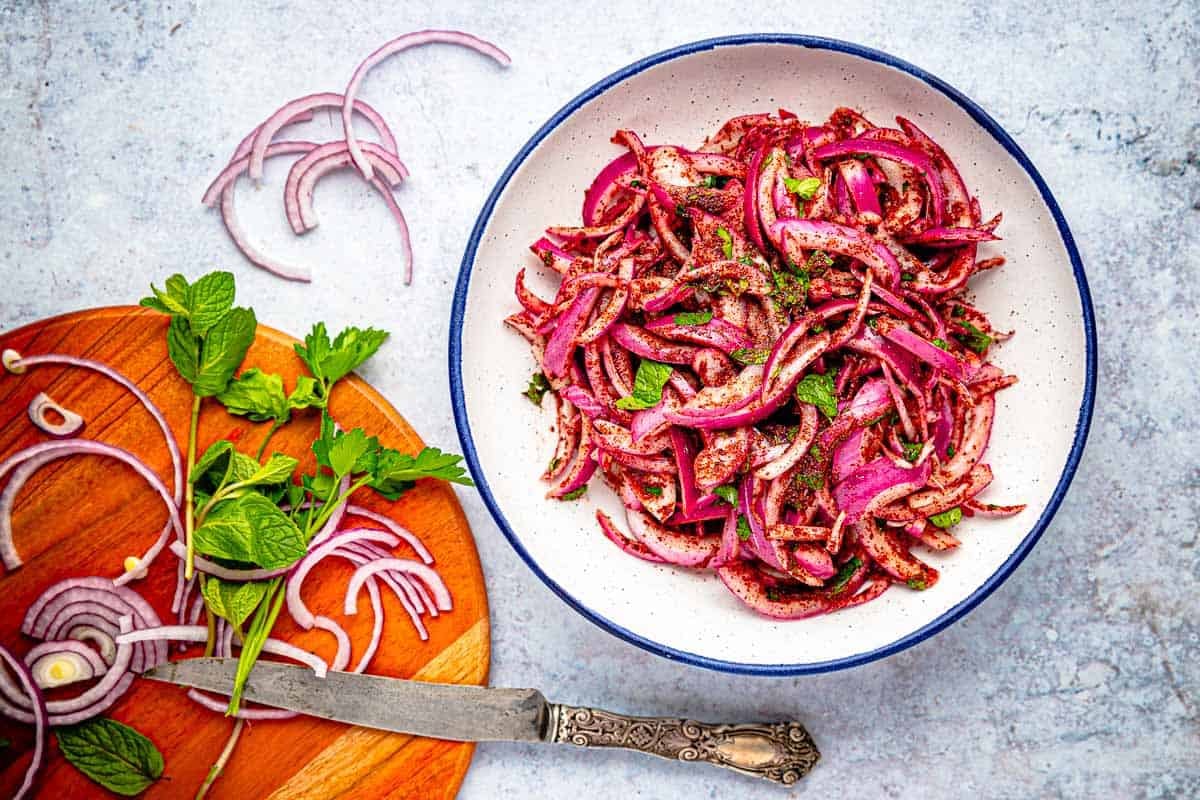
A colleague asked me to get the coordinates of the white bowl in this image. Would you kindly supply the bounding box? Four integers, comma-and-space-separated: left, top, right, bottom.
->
450, 35, 1096, 674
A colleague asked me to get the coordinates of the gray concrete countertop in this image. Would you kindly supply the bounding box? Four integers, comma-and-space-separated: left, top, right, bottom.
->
1, 2, 1196, 797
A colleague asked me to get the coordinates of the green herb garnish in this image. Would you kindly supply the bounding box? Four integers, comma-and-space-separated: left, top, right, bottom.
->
906, 577, 929, 591
644, 485, 664, 497
796, 472, 823, 491
56, 718, 164, 797
783, 176, 821, 200
955, 320, 993, 354
901, 272, 916, 282
713, 485, 738, 505
828, 556, 862, 594
736, 515, 752, 541
673, 310, 713, 326
560, 486, 588, 501
523, 371, 551, 405
931, 338, 949, 350
702, 175, 729, 189
614, 359, 673, 410
946, 443, 956, 457
929, 507, 963, 528
901, 442, 924, 463
730, 347, 769, 365
716, 226, 734, 259
795, 371, 838, 420
765, 587, 781, 601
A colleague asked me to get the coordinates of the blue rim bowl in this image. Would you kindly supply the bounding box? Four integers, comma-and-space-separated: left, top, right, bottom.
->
449, 34, 1096, 675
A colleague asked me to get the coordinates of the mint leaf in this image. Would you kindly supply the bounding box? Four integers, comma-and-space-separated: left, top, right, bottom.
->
614, 360, 673, 411
56, 718, 163, 797
644, 485, 664, 497
193, 306, 256, 397
673, 311, 713, 326
166, 316, 200, 384
828, 557, 862, 594
195, 493, 306, 569
716, 226, 734, 259
202, 577, 269, 627
187, 271, 236, 336
295, 323, 388, 385
795, 371, 838, 420
241, 453, 299, 488
523, 372, 550, 405
217, 368, 289, 422
367, 446, 474, 499
730, 347, 769, 365
713, 485, 738, 505
191, 440, 234, 484
140, 274, 190, 316
783, 176, 821, 200
901, 442, 924, 463
225, 452, 262, 486
929, 507, 963, 529
736, 515, 752, 541
931, 338, 949, 350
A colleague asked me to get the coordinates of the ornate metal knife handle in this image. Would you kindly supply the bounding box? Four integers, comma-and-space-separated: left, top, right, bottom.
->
545, 704, 819, 785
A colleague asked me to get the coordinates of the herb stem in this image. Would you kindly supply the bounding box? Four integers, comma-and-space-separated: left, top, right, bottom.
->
254, 419, 285, 461
203, 605, 216, 657
184, 394, 201, 580
305, 474, 371, 539
195, 717, 246, 800
227, 577, 286, 715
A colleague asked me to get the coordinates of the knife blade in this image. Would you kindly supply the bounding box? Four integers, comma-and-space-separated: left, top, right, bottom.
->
144, 658, 819, 785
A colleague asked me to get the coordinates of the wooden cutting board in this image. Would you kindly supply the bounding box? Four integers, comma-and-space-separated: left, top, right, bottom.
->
0, 307, 489, 799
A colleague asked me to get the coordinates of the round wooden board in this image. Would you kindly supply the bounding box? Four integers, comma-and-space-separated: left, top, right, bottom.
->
0, 307, 490, 799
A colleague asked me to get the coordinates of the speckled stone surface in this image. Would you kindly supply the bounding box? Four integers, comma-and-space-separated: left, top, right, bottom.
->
1, 2, 1196, 798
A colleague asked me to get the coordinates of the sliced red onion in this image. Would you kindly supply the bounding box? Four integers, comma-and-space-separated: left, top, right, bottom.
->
624, 508, 718, 567
286, 528, 402, 629
833, 455, 931, 524
856, 518, 938, 587
203, 139, 321, 207
344, 558, 451, 616
770, 219, 901, 288
168, 541, 289, 581
343, 29, 510, 179
246, 92, 399, 183
116, 626, 328, 678
27, 392, 84, 437
220, 178, 313, 283
26, 641, 108, 689
0, 440, 182, 579
0, 644, 45, 800
755, 404, 820, 481
344, 504, 434, 564
596, 510, 666, 563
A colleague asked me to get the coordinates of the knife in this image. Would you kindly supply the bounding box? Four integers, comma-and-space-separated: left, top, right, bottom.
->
144, 658, 819, 785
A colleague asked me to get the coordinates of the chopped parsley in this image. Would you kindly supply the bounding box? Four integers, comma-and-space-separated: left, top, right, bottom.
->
546, 456, 560, 474
630, 179, 645, 189
765, 587, 781, 601
809, 443, 823, 461
901, 272, 916, 282
713, 485, 738, 505
730, 347, 769, 365
906, 577, 929, 591
702, 175, 730, 189
560, 486, 588, 501
952, 305, 966, 318
828, 557, 862, 593
946, 443, 956, 458
810, 323, 826, 334
931, 338, 950, 350
523, 372, 551, 405
795, 371, 838, 420
615, 360, 673, 411
673, 310, 713, 326
716, 227, 734, 259
806, 250, 833, 275
955, 320, 993, 354
736, 515, 752, 541
783, 176, 821, 200
929, 507, 963, 528
901, 441, 924, 463
644, 485, 664, 497
866, 315, 879, 330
